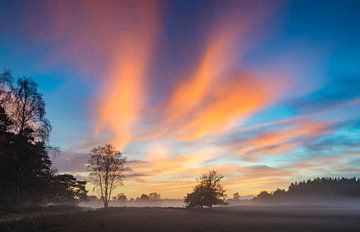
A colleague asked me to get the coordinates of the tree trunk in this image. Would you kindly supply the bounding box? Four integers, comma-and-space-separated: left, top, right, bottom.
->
14, 135, 23, 207
14, 99, 27, 207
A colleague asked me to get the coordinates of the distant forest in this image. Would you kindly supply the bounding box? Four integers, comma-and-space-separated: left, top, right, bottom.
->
255, 177, 360, 202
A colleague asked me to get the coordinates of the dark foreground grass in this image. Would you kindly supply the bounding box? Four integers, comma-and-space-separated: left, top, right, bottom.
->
0, 205, 359, 232
0, 205, 83, 216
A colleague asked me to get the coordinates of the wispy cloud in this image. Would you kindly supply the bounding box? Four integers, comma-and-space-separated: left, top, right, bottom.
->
4, 0, 360, 199
224, 118, 332, 160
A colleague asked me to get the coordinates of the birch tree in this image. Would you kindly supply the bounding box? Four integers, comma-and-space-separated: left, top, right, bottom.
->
1, 71, 51, 205
88, 144, 126, 208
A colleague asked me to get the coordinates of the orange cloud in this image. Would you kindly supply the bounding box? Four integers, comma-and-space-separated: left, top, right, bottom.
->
228, 119, 332, 159
288, 152, 360, 173
173, 74, 281, 140
24, 1, 161, 150
165, 30, 236, 123
248, 121, 330, 147
130, 149, 219, 180
152, 6, 282, 142
93, 2, 160, 149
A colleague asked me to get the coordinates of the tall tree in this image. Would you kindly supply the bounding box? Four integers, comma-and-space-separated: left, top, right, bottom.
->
1, 71, 51, 206
0, 104, 16, 206
185, 170, 226, 208
0, 71, 17, 206
88, 144, 126, 208
6, 78, 51, 140
0, 70, 12, 104
1, 70, 86, 208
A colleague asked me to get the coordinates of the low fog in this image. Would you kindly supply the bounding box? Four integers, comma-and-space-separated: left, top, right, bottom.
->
79, 199, 186, 208
78, 197, 360, 211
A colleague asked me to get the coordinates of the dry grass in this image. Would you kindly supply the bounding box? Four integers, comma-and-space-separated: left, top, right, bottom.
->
0, 205, 359, 232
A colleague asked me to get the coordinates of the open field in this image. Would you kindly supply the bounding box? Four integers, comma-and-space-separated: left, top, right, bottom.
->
0, 205, 360, 232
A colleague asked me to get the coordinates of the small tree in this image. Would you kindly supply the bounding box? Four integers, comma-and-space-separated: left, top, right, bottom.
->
116, 193, 127, 202
149, 192, 161, 200
138, 194, 150, 201
255, 190, 272, 201
233, 192, 240, 200
184, 170, 226, 208
88, 144, 126, 208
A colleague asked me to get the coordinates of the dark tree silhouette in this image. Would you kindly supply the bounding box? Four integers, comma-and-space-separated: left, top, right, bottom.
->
138, 194, 150, 201
47, 174, 88, 205
88, 144, 126, 208
233, 192, 240, 200
0, 104, 16, 206
115, 193, 127, 202
255, 177, 360, 202
0, 70, 87, 208
0, 70, 12, 104
184, 170, 226, 208
255, 191, 272, 200
149, 192, 161, 200
1, 72, 51, 206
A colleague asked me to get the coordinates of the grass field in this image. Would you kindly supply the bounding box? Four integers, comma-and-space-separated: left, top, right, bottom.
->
0, 205, 359, 232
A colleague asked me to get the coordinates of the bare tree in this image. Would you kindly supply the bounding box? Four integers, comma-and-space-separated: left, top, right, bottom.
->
5, 78, 51, 140
88, 144, 126, 208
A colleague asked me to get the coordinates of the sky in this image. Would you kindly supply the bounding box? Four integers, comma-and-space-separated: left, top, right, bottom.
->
0, 0, 360, 199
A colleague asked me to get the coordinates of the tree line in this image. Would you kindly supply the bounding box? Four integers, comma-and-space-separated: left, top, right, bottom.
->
183, 174, 360, 208
255, 177, 360, 202
87, 192, 161, 202
0, 70, 87, 208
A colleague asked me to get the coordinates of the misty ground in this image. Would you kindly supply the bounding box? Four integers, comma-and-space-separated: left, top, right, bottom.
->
1, 205, 360, 232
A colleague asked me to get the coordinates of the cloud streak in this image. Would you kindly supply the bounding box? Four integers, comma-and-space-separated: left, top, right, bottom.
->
3, 1, 360, 199
94, 1, 160, 149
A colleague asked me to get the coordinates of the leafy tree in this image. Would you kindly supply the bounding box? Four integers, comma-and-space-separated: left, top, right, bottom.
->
88, 144, 126, 208
272, 188, 286, 198
138, 194, 150, 201
149, 192, 161, 200
116, 193, 127, 202
20, 141, 52, 204
255, 191, 272, 200
0, 70, 12, 104
47, 174, 88, 205
5, 78, 51, 140
0, 71, 53, 206
0, 104, 16, 206
0, 70, 87, 208
184, 170, 226, 208
233, 192, 240, 200
1, 73, 51, 206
